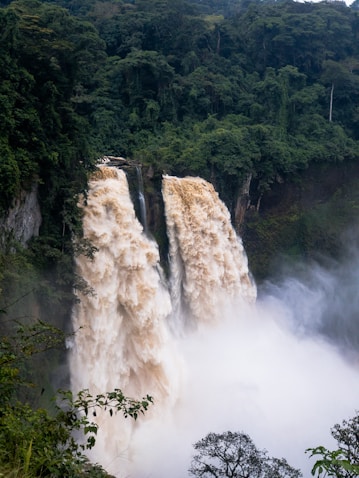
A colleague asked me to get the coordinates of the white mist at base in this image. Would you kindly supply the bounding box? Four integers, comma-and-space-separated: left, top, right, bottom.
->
71, 169, 359, 478
128, 297, 359, 478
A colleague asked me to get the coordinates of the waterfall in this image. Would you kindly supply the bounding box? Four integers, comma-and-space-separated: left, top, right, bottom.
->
70, 166, 179, 473
136, 165, 148, 234
162, 175, 256, 327
70, 167, 359, 478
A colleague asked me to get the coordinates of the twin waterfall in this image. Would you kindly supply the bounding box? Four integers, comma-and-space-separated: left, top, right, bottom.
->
163, 175, 256, 326
70, 166, 256, 475
70, 166, 359, 478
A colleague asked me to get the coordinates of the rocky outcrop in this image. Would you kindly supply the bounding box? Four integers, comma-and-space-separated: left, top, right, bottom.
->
0, 183, 42, 247
242, 160, 359, 280
234, 173, 252, 232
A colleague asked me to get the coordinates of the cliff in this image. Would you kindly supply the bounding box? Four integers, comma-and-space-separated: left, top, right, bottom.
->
0, 183, 42, 248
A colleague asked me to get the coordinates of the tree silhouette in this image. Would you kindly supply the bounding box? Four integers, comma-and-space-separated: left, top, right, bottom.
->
189, 431, 302, 478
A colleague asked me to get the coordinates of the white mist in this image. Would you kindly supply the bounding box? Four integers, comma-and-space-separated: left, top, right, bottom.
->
71, 168, 359, 478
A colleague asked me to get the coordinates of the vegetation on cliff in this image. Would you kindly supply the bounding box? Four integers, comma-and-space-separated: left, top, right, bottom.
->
1, 0, 359, 254
2, 0, 359, 208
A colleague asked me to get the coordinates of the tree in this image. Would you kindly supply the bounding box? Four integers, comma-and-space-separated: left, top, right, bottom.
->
307, 412, 359, 478
321, 60, 353, 122
189, 431, 302, 478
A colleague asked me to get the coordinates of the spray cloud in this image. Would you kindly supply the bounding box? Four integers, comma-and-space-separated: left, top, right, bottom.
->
71, 168, 359, 478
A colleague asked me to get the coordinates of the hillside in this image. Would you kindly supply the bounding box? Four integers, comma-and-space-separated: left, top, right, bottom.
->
1, 0, 359, 331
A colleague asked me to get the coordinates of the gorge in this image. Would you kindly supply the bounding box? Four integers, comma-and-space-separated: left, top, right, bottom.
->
70, 166, 359, 478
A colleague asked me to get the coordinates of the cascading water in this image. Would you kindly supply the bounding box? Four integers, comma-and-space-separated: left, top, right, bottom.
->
71, 167, 359, 478
162, 175, 256, 327
70, 166, 179, 474
136, 165, 148, 234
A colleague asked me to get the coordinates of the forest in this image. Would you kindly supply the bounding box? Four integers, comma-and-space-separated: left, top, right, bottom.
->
1, 0, 359, 475
1, 0, 359, 268
2, 0, 359, 209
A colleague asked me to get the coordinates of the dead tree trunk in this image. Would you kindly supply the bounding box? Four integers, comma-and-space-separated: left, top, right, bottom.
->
234, 174, 252, 233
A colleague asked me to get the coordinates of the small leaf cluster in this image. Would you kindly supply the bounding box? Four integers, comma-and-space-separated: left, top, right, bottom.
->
56, 388, 153, 452
74, 388, 153, 421
307, 411, 359, 478
307, 447, 359, 478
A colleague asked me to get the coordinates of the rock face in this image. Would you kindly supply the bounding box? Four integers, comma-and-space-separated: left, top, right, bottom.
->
243, 160, 359, 280
0, 183, 42, 247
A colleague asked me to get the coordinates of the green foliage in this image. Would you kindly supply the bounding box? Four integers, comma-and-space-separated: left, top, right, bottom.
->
0, 0, 101, 251
307, 447, 359, 478
0, 319, 153, 477
0, 318, 68, 414
2, 0, 358, 217
306, 412, 359, 478
0, 139, 20, 213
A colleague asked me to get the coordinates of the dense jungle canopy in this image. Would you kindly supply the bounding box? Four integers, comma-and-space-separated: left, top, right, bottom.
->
2, 0, 359, 214
1, 0, 359, 303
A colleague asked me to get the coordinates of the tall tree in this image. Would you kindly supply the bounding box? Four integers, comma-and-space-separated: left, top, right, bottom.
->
321, 60, 359, 123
